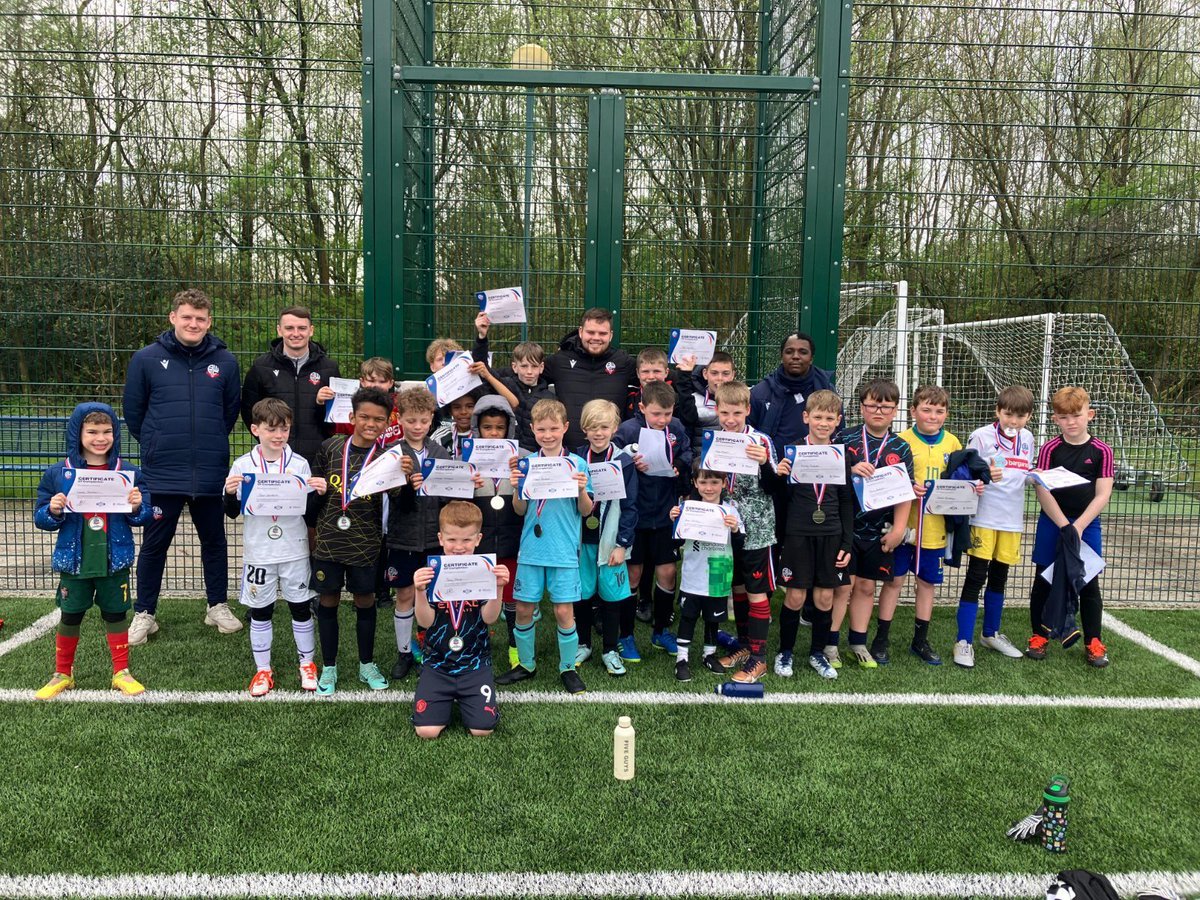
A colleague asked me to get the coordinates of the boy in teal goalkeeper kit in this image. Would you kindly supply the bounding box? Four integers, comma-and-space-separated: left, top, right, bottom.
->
34, 403, 152, 698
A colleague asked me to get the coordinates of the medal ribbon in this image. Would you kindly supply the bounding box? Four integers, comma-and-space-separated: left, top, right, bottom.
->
446, 597, 467, 636
64, 456, 121, 527
254, 447, 288, 522
341, 437, 378, 512
861, 426, 888, 469
806, 436, 827, 508
534, 447, 569, 519
994, 422, 1017, 455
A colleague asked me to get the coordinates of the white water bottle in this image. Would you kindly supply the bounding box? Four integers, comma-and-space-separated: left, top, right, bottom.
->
613, 716, 635, 780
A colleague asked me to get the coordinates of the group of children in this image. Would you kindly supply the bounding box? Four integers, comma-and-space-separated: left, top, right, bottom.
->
34, 317, 1116, 738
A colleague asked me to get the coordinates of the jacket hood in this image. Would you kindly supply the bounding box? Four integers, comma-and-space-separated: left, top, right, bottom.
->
66, 401, 122, 467
268, 337, 328, 364
471, 394, 518, 439
158, 329, 228, 356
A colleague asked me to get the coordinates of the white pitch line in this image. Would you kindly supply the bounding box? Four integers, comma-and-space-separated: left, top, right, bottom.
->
0, 870, 1198, 898
0, 609, 59, 658
2, 685, 1198, 711
1105, 612, 1200, 678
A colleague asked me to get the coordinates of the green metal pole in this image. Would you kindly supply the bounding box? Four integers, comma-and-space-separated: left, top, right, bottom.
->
799, 0, 853, 373
521, 88, 534, 343
745, 0, 774, 381
362, 0, 398, 363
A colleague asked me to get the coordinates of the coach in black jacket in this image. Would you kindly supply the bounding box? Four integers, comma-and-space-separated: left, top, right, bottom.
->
240, 306, 341, 466
543, 307, 638, 448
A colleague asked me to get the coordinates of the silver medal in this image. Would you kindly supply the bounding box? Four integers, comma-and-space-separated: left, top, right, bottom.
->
490, 495, 504, 510
267, 524, 283, 540
449, 635, 464, 652
87, 515, 104, 531
336, 515, 352, 531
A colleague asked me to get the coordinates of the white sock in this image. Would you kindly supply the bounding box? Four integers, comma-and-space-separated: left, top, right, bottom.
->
702, 643, 716, 658
676, 645, 689, 663
395, 608, 414, 654
250, 617, 273, 671
291, 616, 316, 664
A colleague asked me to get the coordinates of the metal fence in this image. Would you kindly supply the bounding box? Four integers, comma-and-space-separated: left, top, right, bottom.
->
3, 0, 1198, 604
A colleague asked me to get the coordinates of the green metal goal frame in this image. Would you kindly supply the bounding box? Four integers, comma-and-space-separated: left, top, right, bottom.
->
360, 0, 852, 377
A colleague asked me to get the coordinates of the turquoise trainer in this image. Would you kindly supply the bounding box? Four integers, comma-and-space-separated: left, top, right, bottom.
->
358, 661, 389, 691
317, 665, 338, 696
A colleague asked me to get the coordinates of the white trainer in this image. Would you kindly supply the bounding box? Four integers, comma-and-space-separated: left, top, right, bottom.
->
574, 645, 593, 667
980, 632, 1025, 658
127, 611, 159, 646
203, 602, 243, 634
773, 651, 794, 677
953, 639, 975, 668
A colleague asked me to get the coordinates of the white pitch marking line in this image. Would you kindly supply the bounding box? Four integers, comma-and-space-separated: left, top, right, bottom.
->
1, 686, 1198, 710
0, 870, 1198, 898
1105, 612, 1200, 678
0, 609, 59, 658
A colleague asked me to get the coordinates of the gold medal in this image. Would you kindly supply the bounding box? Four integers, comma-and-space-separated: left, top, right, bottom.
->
585, 516, 600, 530
812, 508, 826, 525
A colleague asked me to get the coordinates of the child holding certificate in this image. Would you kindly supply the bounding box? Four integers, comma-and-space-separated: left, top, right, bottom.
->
388, 386, 452, 681
774, 390, 853, 680
836, 379, 914, 669
224, 398, 328, 696
411, 502, 510, 738
310, 388, 394, 695
613, 380, 692, 655
34, 403, 152, 699
497, 399, 593, 695
575, 399, 639, 676
704, 382, 781, 685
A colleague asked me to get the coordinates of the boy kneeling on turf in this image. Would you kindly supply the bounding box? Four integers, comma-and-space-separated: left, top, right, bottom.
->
412, 502, 510, 737
35, 403, 152, 699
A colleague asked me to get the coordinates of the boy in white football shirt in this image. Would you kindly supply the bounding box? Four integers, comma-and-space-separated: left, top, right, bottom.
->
225, 398, 327, 696
952, 386, 1036, 667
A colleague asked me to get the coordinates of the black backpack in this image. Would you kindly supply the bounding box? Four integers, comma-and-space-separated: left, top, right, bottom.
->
1047, 870, 1120, 900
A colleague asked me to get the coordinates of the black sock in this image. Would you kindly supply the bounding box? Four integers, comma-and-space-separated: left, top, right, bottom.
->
779, 605, 801, 654
1030, 569, 1049, 634
810, 607, 833, 657
677, 600, 700, 648
849, 629, 868, 647
959, 555, 989, 605
619, 596, 635, 639
355, 605, 376, 664
575, 596, 595, 649
653, 584, 675, 632
317, 604, 338, 666
874, 618, 892, 643
504, 603, 517, 643
733, 594, 749, 644
601, 601, 620, 654
801, 590, 817, 621
703, 621, 718, 646
913, 617, 929, 646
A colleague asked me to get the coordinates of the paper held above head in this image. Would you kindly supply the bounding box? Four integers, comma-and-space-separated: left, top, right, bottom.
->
636, 427, 676, 478
424, 354, 483, 407
63, 469, 137, 514
668, 328, 717, 366
700, 430, 759, 476
784, 443, 847, 485
476, 287, 527, 324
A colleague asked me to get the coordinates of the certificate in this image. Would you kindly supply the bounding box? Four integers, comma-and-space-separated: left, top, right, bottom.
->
700, 430, 760, 476
784, 444, 847, 485
427, 554, 498, 603
350, 448, 408, 499
672, 501, 732, 544
476, 287, 526, 324
924, 479, 979, 516
240, 473, 309, 517
324, 378, 361, 424
518, 456, 579, 501
636, 427, 676, 478
588, 460, 626, 502
854, 463, 916, 512
418, 458, 476, 499
63, 469, 136, 514
424, 354, 482, 407
1027, 466, 1090, 491
460, 438, 518, 480
1041, 541, 1105, 585
668, 328, 717, 366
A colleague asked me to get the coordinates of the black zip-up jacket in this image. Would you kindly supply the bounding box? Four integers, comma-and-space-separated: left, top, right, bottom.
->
544, 332, 639, 448
240, 338, 341, 465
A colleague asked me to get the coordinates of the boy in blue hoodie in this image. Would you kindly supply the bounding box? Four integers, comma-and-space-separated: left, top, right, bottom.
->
34, 403, 153, 698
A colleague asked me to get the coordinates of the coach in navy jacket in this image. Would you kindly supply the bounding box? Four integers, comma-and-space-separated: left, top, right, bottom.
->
749, 332, 835, 458
122, 289, 242, 642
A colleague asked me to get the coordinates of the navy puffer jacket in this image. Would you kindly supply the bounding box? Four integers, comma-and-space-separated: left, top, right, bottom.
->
122, 330, 241, 495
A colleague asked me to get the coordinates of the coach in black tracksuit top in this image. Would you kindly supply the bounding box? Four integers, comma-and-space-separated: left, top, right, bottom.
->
239, 307, 341, 466
543, 307, 638, 449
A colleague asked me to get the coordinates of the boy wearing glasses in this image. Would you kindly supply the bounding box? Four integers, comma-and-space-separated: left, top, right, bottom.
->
836, 380, 914, 668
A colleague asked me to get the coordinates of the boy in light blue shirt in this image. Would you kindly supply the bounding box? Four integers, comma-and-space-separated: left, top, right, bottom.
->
497, 399, 594, 694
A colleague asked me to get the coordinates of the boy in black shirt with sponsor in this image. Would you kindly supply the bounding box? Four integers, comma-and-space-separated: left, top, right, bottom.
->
835, 379, 915, 668
411, 502, 510, 737
310, 387, 394, 695
774, 389, 854, 679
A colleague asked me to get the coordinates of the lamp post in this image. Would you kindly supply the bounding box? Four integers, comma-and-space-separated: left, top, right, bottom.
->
511, 43, 551, 342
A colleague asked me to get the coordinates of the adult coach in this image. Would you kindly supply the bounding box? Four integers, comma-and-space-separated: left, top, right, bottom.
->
239, 306, 340, 465
750, 332, 835, 458
123, 288, 242, 644
543, 307, 638, 448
